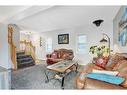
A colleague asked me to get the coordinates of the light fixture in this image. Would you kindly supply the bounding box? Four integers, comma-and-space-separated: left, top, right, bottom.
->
100, 33, 111, 56
100, 38, 108, 43
100, 34, 108, 43
93, 19, 104, 27
93, 19, 111, 56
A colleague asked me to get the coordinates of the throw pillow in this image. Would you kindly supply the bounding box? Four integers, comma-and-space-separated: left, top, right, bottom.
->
95, 57, 109, 69
51, 52, 58, 59
62, 53, 69, 59
93, 65, 104, 70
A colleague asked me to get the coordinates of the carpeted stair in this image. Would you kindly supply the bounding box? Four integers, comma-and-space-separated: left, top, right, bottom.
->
17, 51, 35, 69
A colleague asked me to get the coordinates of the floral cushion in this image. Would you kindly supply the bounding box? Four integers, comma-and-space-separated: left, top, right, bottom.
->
51, 52, 58, 59
95, 57, 109, 69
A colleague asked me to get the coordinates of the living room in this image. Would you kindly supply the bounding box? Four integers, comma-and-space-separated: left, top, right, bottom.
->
0, 5, 127, 90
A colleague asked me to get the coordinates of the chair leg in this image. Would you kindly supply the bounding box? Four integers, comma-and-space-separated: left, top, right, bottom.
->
75, 63, 78, 73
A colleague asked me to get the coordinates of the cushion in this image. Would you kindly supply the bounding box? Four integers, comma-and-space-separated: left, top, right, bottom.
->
62, 53, 69, 59
51, 52, 58, 59
108, 53, 125, 69
92, 69, 119, 76
119, 67, 127, 74
106, 57, 112, 67
121, 53, 127, 59
95, 57, 109, 69
93, 65, 104, 70
121, 79, 127, 87
113, 60, 127, 71
87, 73, 125, 85
117, 73, 127, 87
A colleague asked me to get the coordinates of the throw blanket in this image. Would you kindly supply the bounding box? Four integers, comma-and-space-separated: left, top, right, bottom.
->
87, 73, 125, 85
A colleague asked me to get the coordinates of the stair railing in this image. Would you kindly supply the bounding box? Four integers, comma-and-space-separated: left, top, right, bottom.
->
8, 24, 17, 70
10, 43, 17, 69
20, 40, 36, 61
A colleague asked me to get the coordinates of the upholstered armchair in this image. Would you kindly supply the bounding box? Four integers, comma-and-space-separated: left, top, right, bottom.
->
46, 49, 74, 65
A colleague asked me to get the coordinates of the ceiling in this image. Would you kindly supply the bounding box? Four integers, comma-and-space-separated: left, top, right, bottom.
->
1, 6, 121, 33
0, 6, 31, 23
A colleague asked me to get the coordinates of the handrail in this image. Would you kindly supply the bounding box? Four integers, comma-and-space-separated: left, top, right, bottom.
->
10, 43, 17, 69
8, 24, 17, 70
20, 40, 36, 60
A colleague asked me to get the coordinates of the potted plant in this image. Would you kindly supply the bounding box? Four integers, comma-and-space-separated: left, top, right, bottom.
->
89, 45, 109, 57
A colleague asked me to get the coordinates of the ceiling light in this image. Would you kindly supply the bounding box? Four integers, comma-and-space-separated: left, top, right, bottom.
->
93, 19, 104, 27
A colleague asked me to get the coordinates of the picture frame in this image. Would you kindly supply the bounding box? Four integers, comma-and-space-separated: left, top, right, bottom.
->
58, 34, 69, 44
118, 8, 127, 46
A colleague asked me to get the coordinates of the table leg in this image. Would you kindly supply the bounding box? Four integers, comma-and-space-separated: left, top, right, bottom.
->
45, 71, 49, 83
75, 63, 78, 73
61, 76, 65, 89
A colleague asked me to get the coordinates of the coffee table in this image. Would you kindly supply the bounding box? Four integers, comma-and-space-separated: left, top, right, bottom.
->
45, 60, 78, 89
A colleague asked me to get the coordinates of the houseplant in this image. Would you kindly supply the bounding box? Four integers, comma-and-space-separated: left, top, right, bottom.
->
89, 45, 109, 57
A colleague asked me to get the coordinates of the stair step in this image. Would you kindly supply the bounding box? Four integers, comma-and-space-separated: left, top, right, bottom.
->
18, 59, 34, 65
18, 62, 35, 69
17, 57, 33, 63
16, 51, 25, 55
17, 59, 35, 68
17, 55, 31, 59
16, 51, 35, 69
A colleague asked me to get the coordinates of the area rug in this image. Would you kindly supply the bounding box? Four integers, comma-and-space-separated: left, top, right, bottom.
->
11, 63, 78, 89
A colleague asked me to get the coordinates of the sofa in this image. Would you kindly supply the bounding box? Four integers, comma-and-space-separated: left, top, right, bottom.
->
76, 53, 127, 89
46, 49, 74, 65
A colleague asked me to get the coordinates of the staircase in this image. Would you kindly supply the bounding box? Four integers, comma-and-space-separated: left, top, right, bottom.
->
17, 51, 35, 69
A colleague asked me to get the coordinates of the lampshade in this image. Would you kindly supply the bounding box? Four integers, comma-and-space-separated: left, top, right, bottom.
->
100, 38, 108, 43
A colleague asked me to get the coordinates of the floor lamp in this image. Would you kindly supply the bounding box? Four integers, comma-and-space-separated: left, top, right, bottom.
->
100, 33, 110, 56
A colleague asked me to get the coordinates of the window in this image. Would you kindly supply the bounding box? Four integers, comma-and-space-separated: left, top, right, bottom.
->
46, 38, 52, 53
77, 35, 87, 54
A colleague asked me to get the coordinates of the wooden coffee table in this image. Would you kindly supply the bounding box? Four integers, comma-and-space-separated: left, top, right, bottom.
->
45, 60, 78, 89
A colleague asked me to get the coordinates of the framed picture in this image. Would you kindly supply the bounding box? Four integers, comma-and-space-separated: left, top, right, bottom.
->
118, 8, 127, 46
58, 34, 69, 44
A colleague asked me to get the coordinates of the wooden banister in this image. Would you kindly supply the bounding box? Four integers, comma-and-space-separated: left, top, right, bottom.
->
20, 40, 36, 61
8, 24, 17, 70
10, 43, 17, 69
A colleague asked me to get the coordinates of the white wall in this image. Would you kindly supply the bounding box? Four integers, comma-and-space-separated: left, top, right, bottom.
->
113, 6, 127, 53
30, 21, 113, 65
0, 23, 10, 89
0, 23, 10, 69
20, 32, 30, 41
